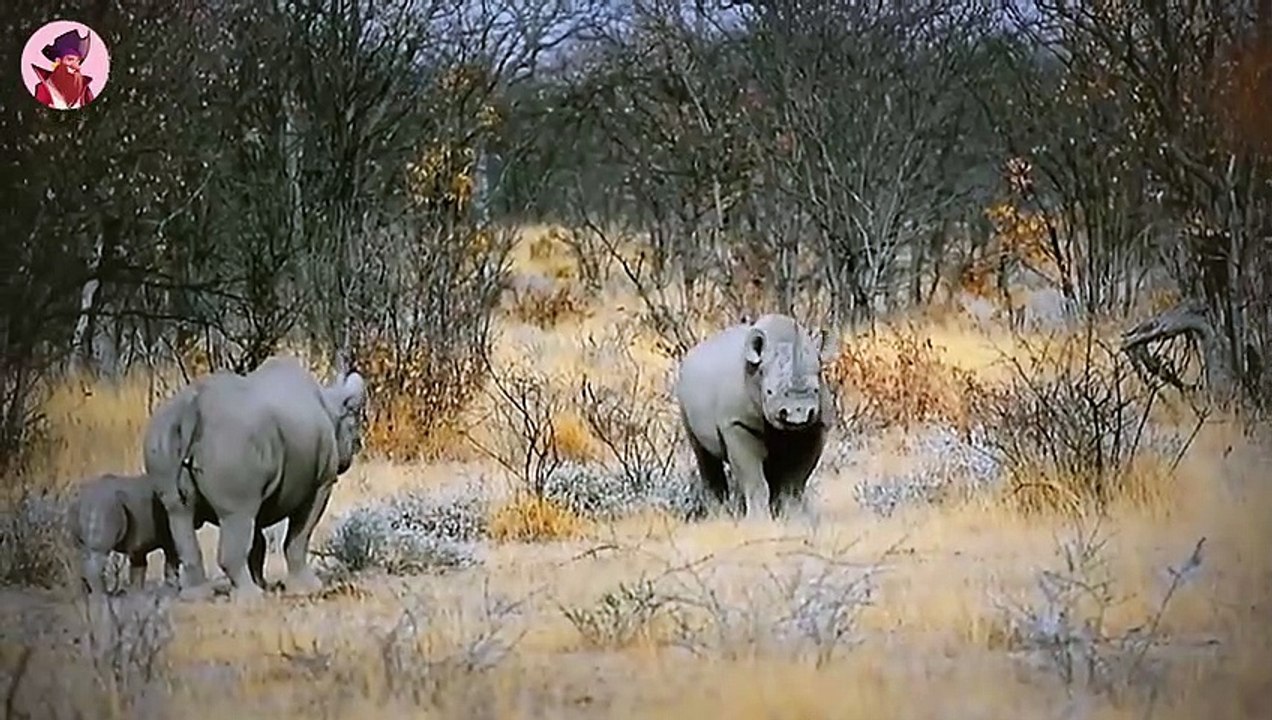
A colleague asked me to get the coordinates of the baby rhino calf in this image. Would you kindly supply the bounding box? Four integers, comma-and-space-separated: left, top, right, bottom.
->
68, 472, 179, 594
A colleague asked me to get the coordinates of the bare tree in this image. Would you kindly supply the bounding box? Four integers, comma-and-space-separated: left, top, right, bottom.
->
1003, 0, 1271, 407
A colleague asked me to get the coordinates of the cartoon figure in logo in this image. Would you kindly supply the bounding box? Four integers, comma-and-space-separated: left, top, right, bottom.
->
31, 28, 96, 109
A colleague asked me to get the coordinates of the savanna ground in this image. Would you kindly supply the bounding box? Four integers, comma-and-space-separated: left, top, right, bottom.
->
2, 227, 1270, 720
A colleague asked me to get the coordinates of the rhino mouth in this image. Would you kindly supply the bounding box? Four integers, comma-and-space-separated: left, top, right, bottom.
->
770, 414, 818, 432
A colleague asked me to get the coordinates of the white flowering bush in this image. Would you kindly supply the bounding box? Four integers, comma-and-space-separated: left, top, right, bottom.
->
852, 425, 1002, 517
322, 488, 488, 575
541, 461, 707, 521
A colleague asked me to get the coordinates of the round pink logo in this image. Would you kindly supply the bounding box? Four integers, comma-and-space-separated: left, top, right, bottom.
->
20, 20, 110, 111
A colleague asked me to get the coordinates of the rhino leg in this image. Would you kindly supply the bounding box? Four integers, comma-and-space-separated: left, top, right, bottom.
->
161, 548, 180, 587
216, 512, 265, 603
161, 493, 211, 600
128, 552, 149, 591
686, 431, 731, 514
765, 432, 826, 520
82, 550, 109, 595
719, 426, 771, 522
281, 480, 335, 595
248, 527, 267, 589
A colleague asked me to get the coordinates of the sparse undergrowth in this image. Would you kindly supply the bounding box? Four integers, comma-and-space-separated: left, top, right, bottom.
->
377, 582, 529, 708
504, 271, 593, 329
826, 327, 986, 436
975, 329, 1206, 515
539, 461, 706, 523
356, 338, 489, 464
5, 593, 174, 719
994, 521, 1208, 702
839, 324, 1208, 518
560, 539, 895, 666
488, 492, 590, 542
320, 457, 704, 569
0, 490, 73, 588
81, 593, 175, 716
485, 461, 707, 543
466, 336, 708, 540
851, 424, 1002, 517
561, 578, 669, 649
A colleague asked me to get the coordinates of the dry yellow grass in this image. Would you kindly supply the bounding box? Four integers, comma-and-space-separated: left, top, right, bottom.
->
997, 451, 1180, 518
512, 223, 582, 280
488, 493, 590, 542
2, 232, 1268, 719
5, 421, 1268, 718
551, 408, 602, 462
17, 369, 179, 493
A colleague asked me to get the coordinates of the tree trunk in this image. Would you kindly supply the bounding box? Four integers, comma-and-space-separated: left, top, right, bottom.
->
70, 230, 106, 375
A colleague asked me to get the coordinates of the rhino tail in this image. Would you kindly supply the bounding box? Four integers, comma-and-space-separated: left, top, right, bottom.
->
169, 392, 204, 507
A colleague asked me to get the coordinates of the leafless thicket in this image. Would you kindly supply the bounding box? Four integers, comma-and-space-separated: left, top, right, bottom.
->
558, 536, 900, 667
4, 593, 173, 719
977, 324, 1210, 513
377, 581, 530, 707
3, 0, 1269, 472
995, 519, 1208, 704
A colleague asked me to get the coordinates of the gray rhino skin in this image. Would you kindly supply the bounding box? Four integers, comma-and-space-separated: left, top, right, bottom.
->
143, 356, 366, 602
675, 313, 834, 520
67, 471, 179, 594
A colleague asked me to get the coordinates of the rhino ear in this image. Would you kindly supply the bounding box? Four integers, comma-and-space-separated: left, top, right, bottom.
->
342, 372, 366, 411
744, 327, 765, 366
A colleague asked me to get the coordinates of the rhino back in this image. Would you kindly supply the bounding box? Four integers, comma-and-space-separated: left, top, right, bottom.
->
190, 360, 338, 522
142, 372, 231, 477
259, 366, 339, 489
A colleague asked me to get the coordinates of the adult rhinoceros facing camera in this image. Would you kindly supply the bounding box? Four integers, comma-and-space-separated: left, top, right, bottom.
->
675, 313, 834, 521
143, 356, 367, 602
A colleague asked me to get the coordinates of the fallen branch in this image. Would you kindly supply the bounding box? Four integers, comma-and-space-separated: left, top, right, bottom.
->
1120, 300, 1215, 393
1121, 300, 1213, 349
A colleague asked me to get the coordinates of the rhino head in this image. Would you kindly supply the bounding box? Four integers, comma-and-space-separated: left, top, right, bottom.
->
743, 317, 828, 431
324, 371, 367, 474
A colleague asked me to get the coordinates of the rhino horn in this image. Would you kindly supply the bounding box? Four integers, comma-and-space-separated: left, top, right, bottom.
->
342, 372, 366, 410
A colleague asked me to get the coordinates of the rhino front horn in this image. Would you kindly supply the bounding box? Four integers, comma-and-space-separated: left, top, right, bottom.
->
343, 372, 366, 409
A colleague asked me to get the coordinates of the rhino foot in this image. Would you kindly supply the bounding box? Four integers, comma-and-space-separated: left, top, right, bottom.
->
282, 568, 323, 596
229, 582, 266, 605
178, 582, 216, 603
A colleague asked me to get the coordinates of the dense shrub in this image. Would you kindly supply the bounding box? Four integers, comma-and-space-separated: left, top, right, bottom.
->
825, 329, 985, 436
322, 489, 487, 574
0, 491, 72, 588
